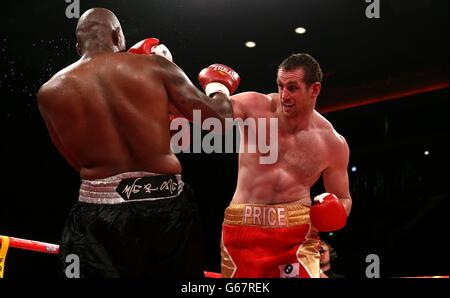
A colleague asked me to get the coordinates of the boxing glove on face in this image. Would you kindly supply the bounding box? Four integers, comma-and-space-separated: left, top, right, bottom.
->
128, 38, 173, 62
310, 193, 347, 232
198, 64, 240, 96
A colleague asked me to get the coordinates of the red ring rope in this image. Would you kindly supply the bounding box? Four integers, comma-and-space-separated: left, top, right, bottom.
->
0, 235, 59, 254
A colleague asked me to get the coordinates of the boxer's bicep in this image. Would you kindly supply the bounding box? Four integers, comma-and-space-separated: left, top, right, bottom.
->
323, 138, 352, 214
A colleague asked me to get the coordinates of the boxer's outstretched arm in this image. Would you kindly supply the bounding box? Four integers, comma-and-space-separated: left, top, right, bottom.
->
230, 92, 271, 119
230, 92, 250, 119
322, 135, 352, 216
154, 56, 233, 123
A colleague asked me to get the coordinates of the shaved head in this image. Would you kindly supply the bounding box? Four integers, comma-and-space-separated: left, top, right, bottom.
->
75, 8, 126, 56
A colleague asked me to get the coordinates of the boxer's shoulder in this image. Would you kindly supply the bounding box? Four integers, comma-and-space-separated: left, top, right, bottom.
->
38, 62, 90, 111
42, 60, 81, 88
95, 52, 162, 72
231, 91, 271, 108
38, 74, 66, 103
37, 80, 78, 116
316, 112, 333, 128
120, 51, 169, 66
116, 52, 181, 81
267, 92, 278, 101
232, 91, 266, 99
314, 111, 347, 147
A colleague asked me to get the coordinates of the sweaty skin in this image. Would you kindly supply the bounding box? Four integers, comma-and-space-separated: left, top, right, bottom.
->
38, 50, 231, 180
230, 68, 351, 214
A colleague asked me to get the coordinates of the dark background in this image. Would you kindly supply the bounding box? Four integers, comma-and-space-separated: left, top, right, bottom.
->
0, 0, 448, 278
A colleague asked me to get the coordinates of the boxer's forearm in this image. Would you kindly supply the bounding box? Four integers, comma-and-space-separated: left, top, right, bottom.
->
211, 93, 234, 120
340, 197, 352, 217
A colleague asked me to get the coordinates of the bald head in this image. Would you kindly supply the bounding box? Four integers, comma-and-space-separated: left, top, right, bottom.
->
76, 8, 126, 56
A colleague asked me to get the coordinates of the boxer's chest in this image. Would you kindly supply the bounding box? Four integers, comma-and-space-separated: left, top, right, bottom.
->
276, 130, 328, 180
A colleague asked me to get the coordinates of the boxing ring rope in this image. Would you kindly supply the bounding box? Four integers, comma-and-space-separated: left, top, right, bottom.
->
0, 234, 221, 278
0, 235, 61, 278
1, 235, 447, 278
0, 235, 60, 254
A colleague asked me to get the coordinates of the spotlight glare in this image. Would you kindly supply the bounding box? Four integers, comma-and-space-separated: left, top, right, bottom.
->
295, 27, 306, 34
245, 41, 256, 48
424, 150, 430, 156
351, 166, 357, 172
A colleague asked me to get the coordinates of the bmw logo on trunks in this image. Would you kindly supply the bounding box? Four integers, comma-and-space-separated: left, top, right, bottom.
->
284, 264, 293, 274
279, 263, 300, 278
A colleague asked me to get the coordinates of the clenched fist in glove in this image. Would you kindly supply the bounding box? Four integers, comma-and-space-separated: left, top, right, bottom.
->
128, 38, 173, 62
310, 193, 347, 232
198, 64, 240, 96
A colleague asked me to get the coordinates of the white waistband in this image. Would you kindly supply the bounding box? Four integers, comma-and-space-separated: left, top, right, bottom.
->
78, 172, 184, 204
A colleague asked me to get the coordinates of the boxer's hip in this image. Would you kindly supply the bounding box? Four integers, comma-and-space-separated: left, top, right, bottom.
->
221, 203, 320, 278
60, 172, 203, 277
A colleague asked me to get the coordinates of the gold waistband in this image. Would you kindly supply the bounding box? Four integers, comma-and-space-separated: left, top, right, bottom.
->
223, 203, 311, 228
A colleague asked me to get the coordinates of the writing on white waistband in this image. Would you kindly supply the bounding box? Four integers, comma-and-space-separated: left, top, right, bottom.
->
79, 174, 183, 204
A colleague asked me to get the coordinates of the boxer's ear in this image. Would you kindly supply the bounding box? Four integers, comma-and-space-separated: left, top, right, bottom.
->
111, 29, 119, 47
310, 82, 321, 98
112, 28, 126, 52
76, 43, 82, 57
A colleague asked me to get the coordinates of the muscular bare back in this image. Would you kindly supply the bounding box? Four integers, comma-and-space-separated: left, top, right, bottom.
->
38, 53, 181, 179
231, 92, 350, 205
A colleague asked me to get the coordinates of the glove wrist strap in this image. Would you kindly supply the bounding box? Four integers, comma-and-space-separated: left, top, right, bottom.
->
205, 82, 230, 97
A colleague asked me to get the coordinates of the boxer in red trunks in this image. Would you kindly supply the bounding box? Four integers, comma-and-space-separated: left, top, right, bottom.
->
221, 53, 352, 278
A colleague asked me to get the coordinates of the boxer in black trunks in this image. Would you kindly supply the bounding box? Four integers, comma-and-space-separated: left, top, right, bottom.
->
37, 8, 239, 277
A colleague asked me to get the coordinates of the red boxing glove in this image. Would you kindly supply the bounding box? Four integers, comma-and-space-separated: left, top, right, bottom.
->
128, 38, 173, 62
310, 193, 347, 232
169, 112, 190, 123
198, 64, 240, 96
169, 113, 176, 122
168, 104, 192, 122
